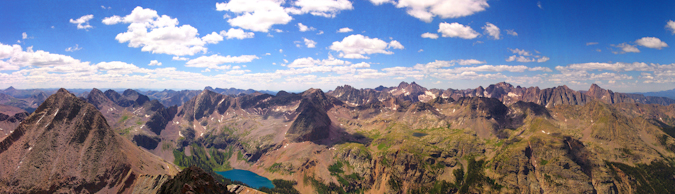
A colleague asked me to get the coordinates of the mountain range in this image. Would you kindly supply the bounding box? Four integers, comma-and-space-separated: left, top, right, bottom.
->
2, 82, 675, 193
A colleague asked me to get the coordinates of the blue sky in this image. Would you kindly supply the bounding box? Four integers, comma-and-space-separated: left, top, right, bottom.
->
1, 0, 675, 92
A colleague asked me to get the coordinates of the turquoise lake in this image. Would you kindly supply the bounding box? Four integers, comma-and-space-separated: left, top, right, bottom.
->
216, 169, 275, 189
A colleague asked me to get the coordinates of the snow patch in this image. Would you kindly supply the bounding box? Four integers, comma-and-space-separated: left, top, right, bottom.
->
53, 109, 59, 116
507, 92, 520, 97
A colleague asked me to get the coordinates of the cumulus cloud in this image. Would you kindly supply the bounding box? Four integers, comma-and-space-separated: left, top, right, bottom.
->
667, 20, 675, 34
388, 40, 404, 49
612, 43, 640, 54
421, 32, 439, 39
635, 37, 668, 49
303, 38, 317, 48
337, 27, 353, 33
287, 0, 353, 18
22, 32, 28, 40
202, 32, 224, 44
438, 22, 479, 39
555, 62, 675, 72
0, 43, 89, 71
216, 0, 293, 32
65, 44, 82, 52
186, 54, 259, 69
298, 23, 316, 32
287, 56, 349, 68
329, 34, 403, 59
148, 60, 162, 66
482, 22, 500, 40
506, 29, 517, 36
70, 14, 94, 30
369, 0, 394, 5
505, 48, 549, 63
103, 7, 222, 56
220, 28, 255, 39
172, 56, 189, 61
385, 0, 489, 22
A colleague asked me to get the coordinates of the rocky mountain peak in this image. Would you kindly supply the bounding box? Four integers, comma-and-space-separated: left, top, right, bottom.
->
122, 89, 140, 99
5, 86, 15, 91
276, 90, 291, 97
397, 81, 410, 88
495, 82, 514, 88
374, 85, 386, 91
588, 83, 604, 93
0, 88, 177, 192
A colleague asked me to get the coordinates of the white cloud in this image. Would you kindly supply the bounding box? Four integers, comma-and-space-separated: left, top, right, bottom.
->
303, 38, 317, 48
70, 14, 94, 30
369, 0, 394, 5
457, 59, 486, 65
22, 32, 27, 40
95, 61, 149, 75
147, 60, 162, 66
288, 0, 353, 18
586, 42, 598, 46
329, 34, 403, 59
101, 15, 122, 25
421, 32, 439, 39
104, 7, 222, 56
287, 56, 349, 68
202, 32, 224, 44
65, 44, 82, 52
216, 0, 293, 32
172, 56, 189, 61
509, 48, 531, 56
186, 54, 259, 69
537, 1, 542, 9
337, 27, 353, 33
482, 22, 500, 40
391, 0, 489, 22
298, 23, 316, 32
635, 37, 668, 49
555, 62, 675, 72
506, 29, 517, 36
388, 40, 404, 49
438, 22, 479, 39
667, 20, 675, 34
612, 43, 640, 54
0, 43, 90, 71
413, 59, 488, 73
506, 48, 549, 63
317, 30, 324, 35
220, 28, 255, 39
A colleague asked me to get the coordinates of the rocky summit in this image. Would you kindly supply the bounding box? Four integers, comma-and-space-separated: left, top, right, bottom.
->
2, 83, 675, 193
0, 89, 179, 193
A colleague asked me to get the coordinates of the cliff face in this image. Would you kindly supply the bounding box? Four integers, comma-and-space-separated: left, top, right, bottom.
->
0, 89, 178, 193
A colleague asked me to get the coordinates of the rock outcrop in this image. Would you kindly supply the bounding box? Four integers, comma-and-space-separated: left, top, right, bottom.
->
0, 88, 178, 193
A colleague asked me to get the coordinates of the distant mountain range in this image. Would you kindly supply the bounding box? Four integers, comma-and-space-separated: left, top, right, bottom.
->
3, 82, 675, 193
635, 88, 675, 100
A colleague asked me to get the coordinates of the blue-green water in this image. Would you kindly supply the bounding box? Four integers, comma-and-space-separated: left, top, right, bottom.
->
216, 169, 274, 189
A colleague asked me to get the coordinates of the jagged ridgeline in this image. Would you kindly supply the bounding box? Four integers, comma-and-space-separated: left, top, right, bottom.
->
4, 82, 675, 194
0, 89, 180, 193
